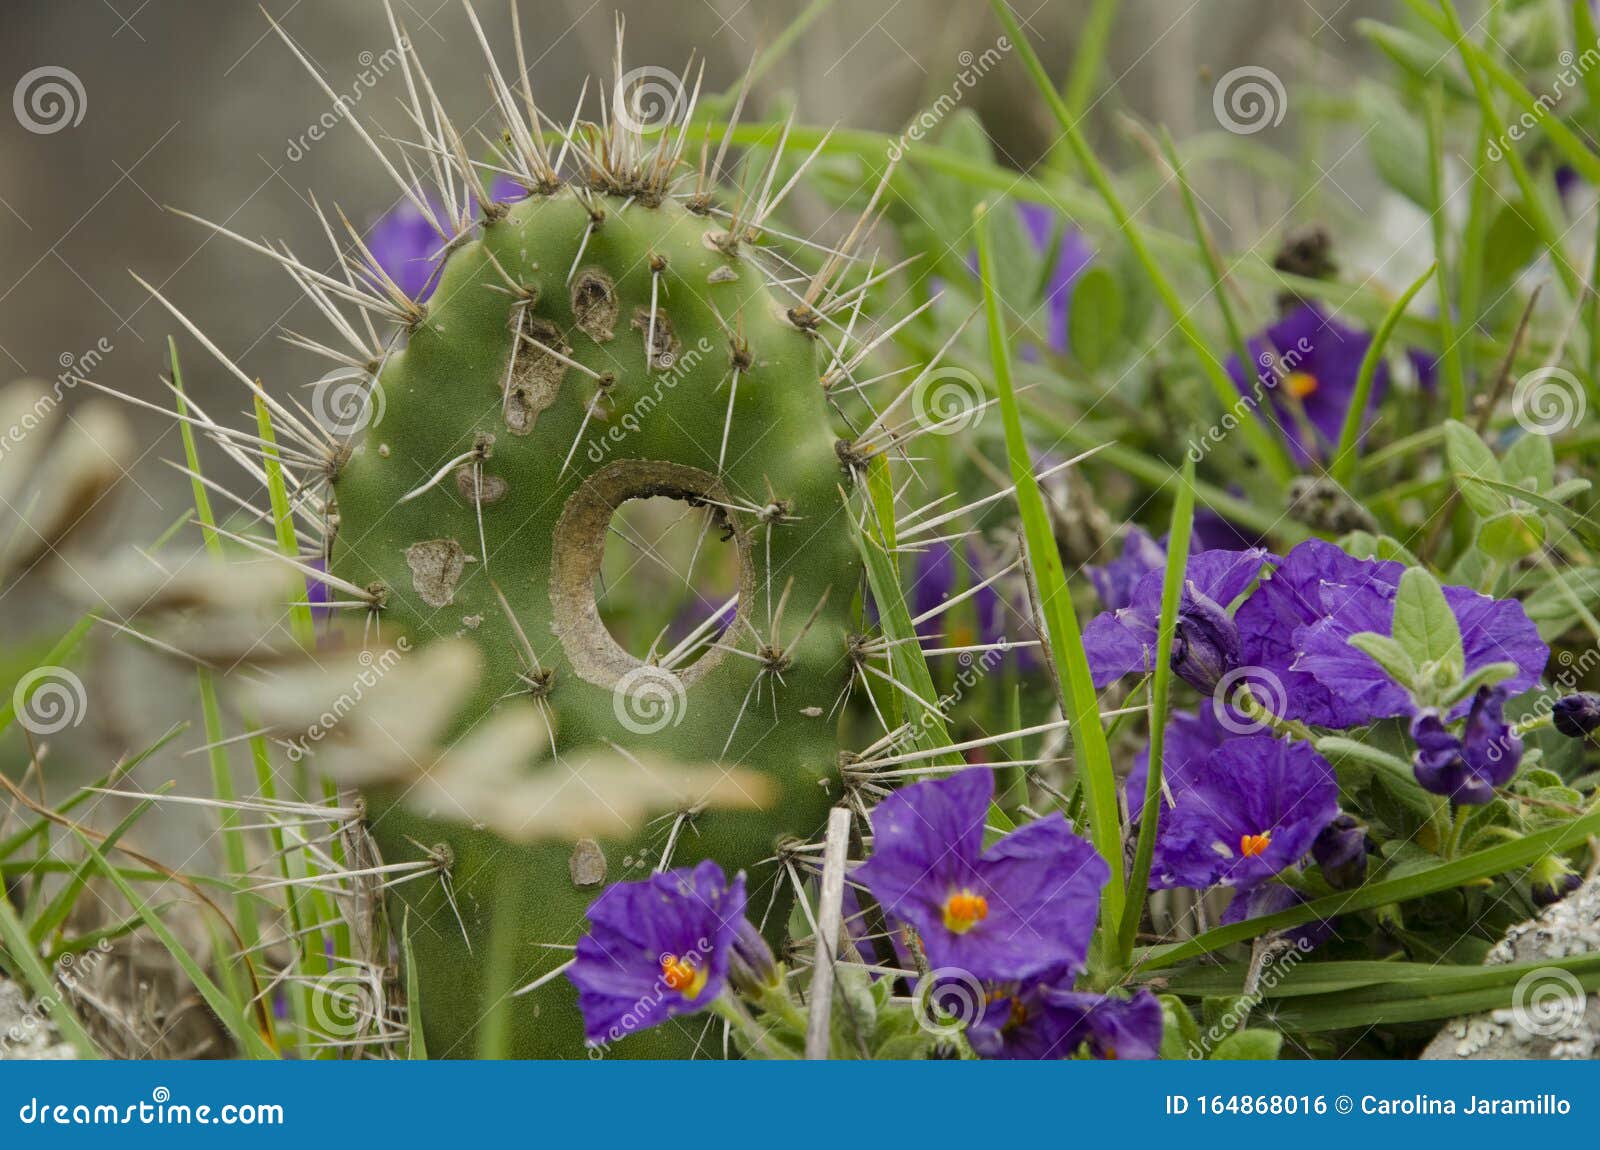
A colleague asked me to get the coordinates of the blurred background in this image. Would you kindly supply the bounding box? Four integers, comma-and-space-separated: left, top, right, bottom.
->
0, 0, 1391, 864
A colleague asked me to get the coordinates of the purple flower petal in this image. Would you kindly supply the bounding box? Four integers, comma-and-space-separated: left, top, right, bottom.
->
1089, 526, 1165, 611
1151, 735, 1338, 890
857, 770, 1108, 982
568, 860, 745, 1045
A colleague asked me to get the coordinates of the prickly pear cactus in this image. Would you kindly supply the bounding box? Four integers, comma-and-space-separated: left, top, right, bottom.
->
330, 165, 856, 1056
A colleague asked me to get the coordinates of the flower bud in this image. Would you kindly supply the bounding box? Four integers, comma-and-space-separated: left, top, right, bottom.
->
1530, 853, 1583, 908
1171, 593, 1239, 694
1311, 813, 1370, 890
728, 917, 780, 996
1552, 692, 1600, 739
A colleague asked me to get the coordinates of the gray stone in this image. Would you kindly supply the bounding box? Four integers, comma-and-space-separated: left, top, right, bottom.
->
0, 979, 77, 1061
1422, 878, 1600, 1059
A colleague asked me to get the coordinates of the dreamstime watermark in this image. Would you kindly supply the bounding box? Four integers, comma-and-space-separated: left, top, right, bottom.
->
1187, 337, 1312, 462
1511, 366, 1586, 435
308, 367, 385, 437
911, 367, 986, 436
11, 666, 88, 736
285, 43, 408, 162
309, 965, 384, 1039
282, 640, 410, 762
613, 66, 687, 134
1522, 644, 1600, 728
612, 664, 688, 735
585, 937, 712, 1057
16, 1088, 283, 1127
1504, 966, 1587, 1039
2, 939, 112, 1054
911, 966, 987, 1037
1485, 42, 1600, 164
13, 66, 85, 134
1212, 65, 1286, 135
1188, 935, 1313, 1057
885, 38, 1012, 163
0, 337, 114, 463
893, 643, 1005, 754
584, 336, 713, 465
1212, 665, 1288, 735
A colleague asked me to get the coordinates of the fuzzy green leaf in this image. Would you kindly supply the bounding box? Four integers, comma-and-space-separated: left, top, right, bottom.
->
1346, 632, 1418, 690
1209, 1028, 1283, 1060
1067, 266, 1124, 372
1392, 567, 1463, 681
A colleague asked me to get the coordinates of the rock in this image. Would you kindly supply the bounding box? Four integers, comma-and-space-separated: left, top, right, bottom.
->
0, 979, 77, 1060
1422, 877, 1600, 1059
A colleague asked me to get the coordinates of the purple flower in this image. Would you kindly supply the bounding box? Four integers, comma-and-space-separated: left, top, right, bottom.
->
1083, 547, 1273, 692
1150, 735, 1339, 890
1017, 202, 1096, 355
1044, 988, 1163, 1060
910, 541, 1038, 673
1531, 853, 1582, 907
367, 175, 528, 302
1409, 686, 1522, 805
908, 540, 966, 639
1192, 503, 1266, 553
1296, 583, 1547, 723
304, 557, 332, 623
366, 197, 443, 301
1124, 705, 1230, 821
970, 983, 1162, 1060
1089, 526, 1166, 611
1311, 813, 1370, 890
1226, 302, 1388, 466
1552, 691, 1600, 738
1408, 347, 1439, 392
856, 770, 1108, 982
1236, 540, 1548, 727
567, 860, 745, 1045
1235, 539, 1402, 728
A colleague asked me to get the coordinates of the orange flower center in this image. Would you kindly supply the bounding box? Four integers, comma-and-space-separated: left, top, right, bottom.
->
659, 954, 708, 999
1239, 831, 1273, 858
1285, 372, 1318, 399
942, 889, 989, 934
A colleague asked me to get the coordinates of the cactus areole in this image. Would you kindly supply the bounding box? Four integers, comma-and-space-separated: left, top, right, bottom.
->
332, 186, 858, 1056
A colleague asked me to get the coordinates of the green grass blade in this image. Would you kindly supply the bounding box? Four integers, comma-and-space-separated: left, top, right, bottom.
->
403, 910, 428, 1060
1140, 803, 1600, 969
1157, 128, 1257, 413
850, 458, 959, 759
0, 886, 101, 1057
701, 116, 1529, 366
1060, 0, 1119, 131
0, 615, 93, 736
976, 201, 1123, 929
67, 825, 278, 1058
1330, 261, 1435, 482
0, 721, 185, 861
1117, 455, 1194, 960
254, 397, 316, 650
1419, 0, 1600, 185
30, 783, 172, 945
1423, 84, 1466, 420
990, 0, 1295, 486
173, 345, 263, 967
1433, 0, 1581, 303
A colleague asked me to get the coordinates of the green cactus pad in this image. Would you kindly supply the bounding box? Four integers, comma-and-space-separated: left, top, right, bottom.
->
329, 190, 859, 1057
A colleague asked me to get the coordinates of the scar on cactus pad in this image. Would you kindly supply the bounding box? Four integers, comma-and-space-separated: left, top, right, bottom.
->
127, 9, 996, 1057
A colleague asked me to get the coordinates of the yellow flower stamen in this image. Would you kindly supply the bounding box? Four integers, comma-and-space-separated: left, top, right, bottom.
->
942, 889, 989, 934
659, 953, 709, 1000
1239, 831, 1272, 858
1285, 371, 1318, 399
